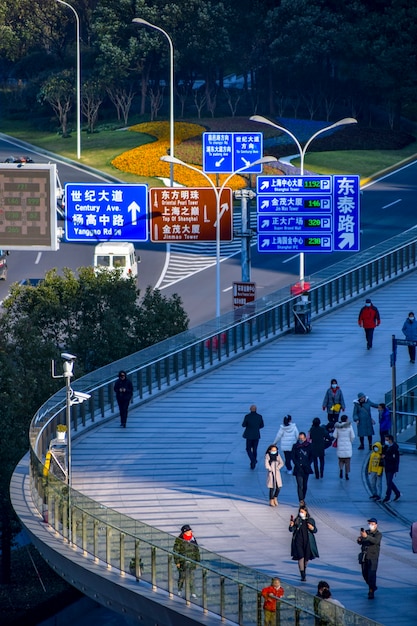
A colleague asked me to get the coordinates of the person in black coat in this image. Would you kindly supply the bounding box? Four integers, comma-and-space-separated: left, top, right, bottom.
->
114, 370, 133, 428
289, 504, 319, 581
382, 435, 401, 502
308, 417, 330, 479
291, 432, 313, 502
242, 404, 264, 469
357, 517, 382, 599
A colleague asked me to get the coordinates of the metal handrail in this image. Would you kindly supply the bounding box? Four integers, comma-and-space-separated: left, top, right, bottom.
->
27, 226, 417, 625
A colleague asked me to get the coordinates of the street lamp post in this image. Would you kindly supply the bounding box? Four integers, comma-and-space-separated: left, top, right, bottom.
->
161, 155, 277, 318
250, 115, 357, 286
133, 18, 174, 186
56, 0, 81, 160
51, 353, 91, 543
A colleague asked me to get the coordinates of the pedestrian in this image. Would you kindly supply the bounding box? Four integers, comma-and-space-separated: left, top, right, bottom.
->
368, 442, 384, 501
242, 404, 264, 469
377, 403, 391, 443
357, 517, 382, 599
317, 588, 345, 626
332, 415, 355, 480
289, 504, 319, 581
264, 444, 284, 507
291, 433, 313, 503
274, 415, 299, 474
352, 392, 378, 450
173, 524, 200, 598
308, 417, 331, 479
401, 311, 417, 363
114, 370, 133, 428
322, 378, 345, 426
358, 297, 380, 349
261, 577, 285, 626
314, 580, 330, 624
382, 434, 401, 503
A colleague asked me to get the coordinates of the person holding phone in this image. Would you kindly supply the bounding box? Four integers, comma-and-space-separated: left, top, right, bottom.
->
289, 504, 319, 581
357, 518, 382, 599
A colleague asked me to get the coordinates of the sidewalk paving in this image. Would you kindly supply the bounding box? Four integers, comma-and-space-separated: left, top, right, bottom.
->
72, 270, 417, 626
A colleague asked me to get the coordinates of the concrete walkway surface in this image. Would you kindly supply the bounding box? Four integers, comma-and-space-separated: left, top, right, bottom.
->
72, 270, 417, 626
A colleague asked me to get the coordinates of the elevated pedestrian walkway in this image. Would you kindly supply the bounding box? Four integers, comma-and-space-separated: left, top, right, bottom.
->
68, 270, 417, 626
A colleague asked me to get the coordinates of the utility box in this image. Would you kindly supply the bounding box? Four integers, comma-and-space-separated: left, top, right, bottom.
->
293, 296, 312, 334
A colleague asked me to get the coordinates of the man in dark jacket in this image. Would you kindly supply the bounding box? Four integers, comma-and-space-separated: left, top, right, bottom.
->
242, 404, 264, 469
114, 370, 133, 428
357, 517, 382, 599
358, 298, 380, 349
382, 435, 401, 502
291, 432, 313, 502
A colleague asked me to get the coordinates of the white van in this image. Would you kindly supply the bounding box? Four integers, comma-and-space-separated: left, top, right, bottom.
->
93, 242, 138, 280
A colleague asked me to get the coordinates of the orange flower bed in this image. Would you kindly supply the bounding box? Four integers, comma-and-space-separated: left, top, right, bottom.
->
111, 121, 248, 190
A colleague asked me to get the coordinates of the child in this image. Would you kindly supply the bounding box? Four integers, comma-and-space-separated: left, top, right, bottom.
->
368, 441, 384, 501
261, 577, 284, 626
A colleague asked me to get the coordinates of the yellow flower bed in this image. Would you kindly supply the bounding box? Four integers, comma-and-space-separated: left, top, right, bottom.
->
111, 121, 247, 190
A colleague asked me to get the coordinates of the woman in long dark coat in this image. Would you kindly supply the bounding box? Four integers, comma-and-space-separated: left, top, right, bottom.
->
289, 504, 319, 581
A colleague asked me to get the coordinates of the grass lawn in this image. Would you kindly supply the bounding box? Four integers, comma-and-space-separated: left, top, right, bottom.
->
1, 117, 417, 181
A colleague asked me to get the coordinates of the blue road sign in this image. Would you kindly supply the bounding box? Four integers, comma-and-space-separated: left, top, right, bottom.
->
258, 234, 333, 253
203, 132, 263, 174
256, 174, 360, 253
65, 183, 148, 242
257, 175, 332, 194
258, 214, 332, 233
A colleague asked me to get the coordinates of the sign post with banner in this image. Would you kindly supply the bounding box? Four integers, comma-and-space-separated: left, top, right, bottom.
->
233, 281, 256, 308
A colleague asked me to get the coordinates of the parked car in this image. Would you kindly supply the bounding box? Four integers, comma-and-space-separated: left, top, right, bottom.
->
3, 155, 34, 163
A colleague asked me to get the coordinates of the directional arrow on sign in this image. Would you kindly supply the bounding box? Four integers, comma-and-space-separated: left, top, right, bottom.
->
214, 202, 230, 227
215, 157, 225, 167
261, 199, 269, 209
128, 201, 141, 225
338, 232, 355, 249
260, 181, 270, 191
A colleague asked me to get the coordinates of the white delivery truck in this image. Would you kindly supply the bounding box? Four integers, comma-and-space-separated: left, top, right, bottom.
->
93, 242, 138, 280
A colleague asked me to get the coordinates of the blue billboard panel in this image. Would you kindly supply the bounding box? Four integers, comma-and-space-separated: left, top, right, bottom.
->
258, 234, 333, 253
65, 183, 148, 242
203, 132, 263, 174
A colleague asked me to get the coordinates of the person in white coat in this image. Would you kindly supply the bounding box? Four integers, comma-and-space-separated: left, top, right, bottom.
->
274, 415, 299, 474
332, 414, 355, 480
264, 444, 284, 506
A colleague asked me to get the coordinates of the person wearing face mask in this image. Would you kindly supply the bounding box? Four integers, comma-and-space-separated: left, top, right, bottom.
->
289, 505, 319, 581
291, 432, 314, 502
322, 378, 345, 426
353, 392, 378, 450
264, 444, 284, 506
357, 518, 382, 599
368, 441, 384, 501
382, 435, 401, 503
358, 298, 381, 349
402, 311, 417, 363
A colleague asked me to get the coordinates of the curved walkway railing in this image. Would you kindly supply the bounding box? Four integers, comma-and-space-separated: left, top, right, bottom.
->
27, 226, 417, 626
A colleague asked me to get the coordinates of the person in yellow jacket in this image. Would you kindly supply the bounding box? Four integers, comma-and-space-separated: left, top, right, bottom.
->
368, 441, 384, 501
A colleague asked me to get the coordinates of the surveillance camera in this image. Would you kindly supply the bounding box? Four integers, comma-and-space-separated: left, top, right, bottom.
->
61, 352, 77, 362
70, 390, 91, 403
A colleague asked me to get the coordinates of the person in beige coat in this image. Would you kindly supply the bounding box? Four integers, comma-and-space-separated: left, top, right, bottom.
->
265, 444, 284, 506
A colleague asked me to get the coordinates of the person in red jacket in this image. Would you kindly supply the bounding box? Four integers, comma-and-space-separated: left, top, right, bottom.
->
358, 298, 381, 349
261, 577, 284, 625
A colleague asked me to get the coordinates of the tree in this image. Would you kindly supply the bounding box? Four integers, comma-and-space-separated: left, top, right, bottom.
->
38, 70, 74, 136
0, 268, 189, 582
81, 78, 104, 133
